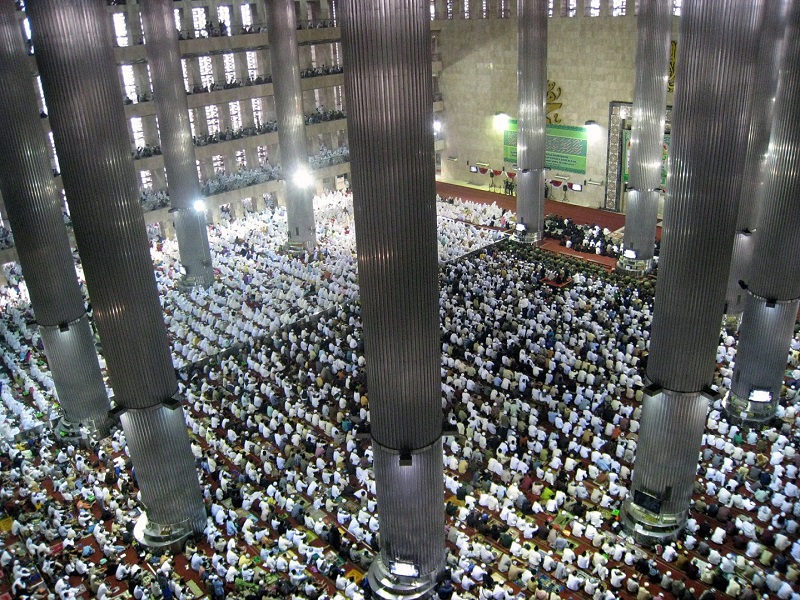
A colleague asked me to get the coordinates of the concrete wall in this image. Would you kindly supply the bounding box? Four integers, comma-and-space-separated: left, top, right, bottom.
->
438, 11, 678, 209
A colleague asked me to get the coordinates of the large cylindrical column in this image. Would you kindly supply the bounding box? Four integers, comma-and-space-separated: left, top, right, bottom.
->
340, 1, 445, 596
266, 0, 316, 249
27, 0, 205, 543
727, 0, 800, 422
515, 0, 547, 243
724, 0, 788, 318
140, 0, 214, 286
0, 1, 109, 433
621, 0, 764, 543
617, 0, 672, 274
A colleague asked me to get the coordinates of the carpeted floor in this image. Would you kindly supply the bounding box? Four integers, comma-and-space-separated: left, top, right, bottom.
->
435, 181, 627, 231
436, 181, 663, 243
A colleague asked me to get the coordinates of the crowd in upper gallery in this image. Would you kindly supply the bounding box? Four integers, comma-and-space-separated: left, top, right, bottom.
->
0, 191, 798, 600
134, 145, 350, 212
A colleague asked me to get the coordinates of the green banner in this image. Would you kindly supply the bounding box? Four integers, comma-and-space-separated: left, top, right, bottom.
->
503, 120, 518, 163
503, 121, 588, 174
621, 129, 670, 188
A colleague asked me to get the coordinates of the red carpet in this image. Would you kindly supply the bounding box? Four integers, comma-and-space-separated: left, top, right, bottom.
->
436, 181, 627, 231
539, 239, 618, 270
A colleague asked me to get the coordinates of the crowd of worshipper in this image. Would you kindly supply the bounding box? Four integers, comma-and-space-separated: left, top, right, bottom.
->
199, 162, 283, 198
0, 190, 799, 600
543, 215, 638, 260
300, 66, 344, 80
140, 189, 171, 213
192, 123, 279, 148
122, 93, 152, 106
153, 191, 506, 369
0, 226, 15, 251
308, 147, 350, 171
133, 145, 162, 160
132, 109, 340, 154
305, 110, 347, 126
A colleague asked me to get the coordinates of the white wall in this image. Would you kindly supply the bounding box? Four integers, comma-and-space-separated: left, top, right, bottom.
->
438, 12, 678, 209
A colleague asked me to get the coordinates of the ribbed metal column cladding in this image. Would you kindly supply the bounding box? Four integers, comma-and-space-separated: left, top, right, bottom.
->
121, 405, 205, 531
266, 0, 316, 248
372, 442, 445, 574
725, 0, 789, 315
629, 389, 709, 516
39, 317, 109, 428
732, 297, 799, 400
140, 0, 215, 285
340, 0, 441, 451
730, 0, 800, 419
0, 1, 108, 428
747, 0, 800, 303
646, 0, 765, 392
27, 0, 178, 410
27, 0, 204, 534
726, 232, 756, 315
339, 0, 445, 587
516, 0, 547, 240
621, 0, 671, 262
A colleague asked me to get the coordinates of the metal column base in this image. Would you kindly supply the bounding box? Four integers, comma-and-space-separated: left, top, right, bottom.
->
723, 390, 777, 425
52, 415, 110, 445
133, 511, 192, 552
285, 240, 315, 255
176, 273, 215, 290
367, 555, 438, 600
615, 255, 653, 276
619, 498, 686, 545
512, 231, 542, 245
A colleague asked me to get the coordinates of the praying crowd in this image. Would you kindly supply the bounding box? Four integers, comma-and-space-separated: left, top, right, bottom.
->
0, 189, 798, 600
543, 215, 635, 261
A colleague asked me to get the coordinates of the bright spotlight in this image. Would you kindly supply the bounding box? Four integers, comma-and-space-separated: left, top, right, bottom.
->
433, 119, 442, 134
193, 200, 206, 212
293, 166, 314, 189
493, 112, 510, 133
584, 119, 603, 142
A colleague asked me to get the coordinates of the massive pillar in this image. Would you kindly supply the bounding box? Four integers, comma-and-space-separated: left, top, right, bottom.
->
515, 0, 547, 243
0, 1, 109, 435
724, 0, 788, 319
140, 0, 214, 286
27, 0, 205, 546
340, 1, 445, 597
727, 0, 799, 423
617, 0, 671, 275
266, 0, 316, 250
621, 0, 764, 543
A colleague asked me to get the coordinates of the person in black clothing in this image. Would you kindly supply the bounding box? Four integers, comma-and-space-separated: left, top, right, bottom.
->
328, 525, 342, 552
437, 578, 454, 600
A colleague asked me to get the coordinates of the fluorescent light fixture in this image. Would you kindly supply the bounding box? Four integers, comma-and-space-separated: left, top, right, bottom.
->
293, 166, 314, 189
623, 249, 637, 259
586, 178, 604, 186
193, 200, 206, 212
493, 112, 510, 132
433, 119, 442, 134
749, 389, 772, 403
555, 174, 570, 181
390, 561, 419, 578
